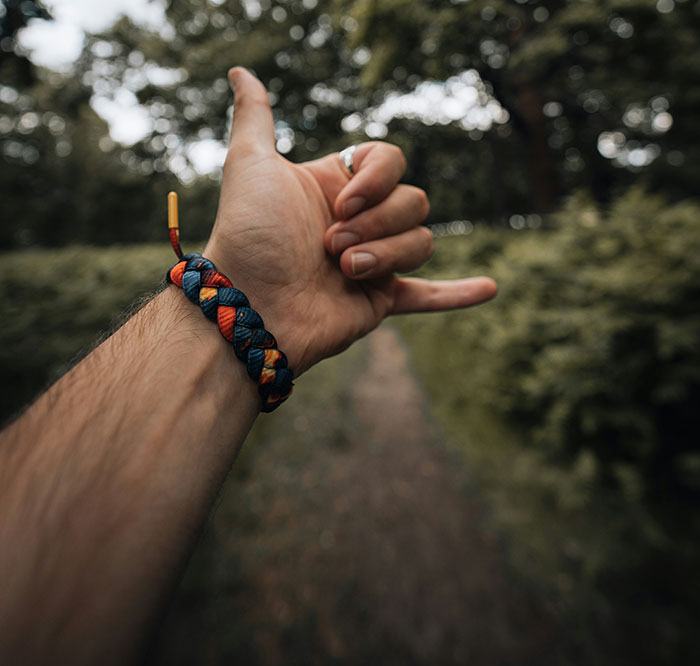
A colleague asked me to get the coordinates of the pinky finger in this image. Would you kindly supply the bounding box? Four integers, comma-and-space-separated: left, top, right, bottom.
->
391, 277, 498, 315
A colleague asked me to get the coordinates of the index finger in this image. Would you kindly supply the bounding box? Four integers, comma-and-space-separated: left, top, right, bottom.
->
333, 142, 407, 220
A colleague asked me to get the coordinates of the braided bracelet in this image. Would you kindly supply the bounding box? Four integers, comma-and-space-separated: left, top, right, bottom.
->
165, 192, 294, 412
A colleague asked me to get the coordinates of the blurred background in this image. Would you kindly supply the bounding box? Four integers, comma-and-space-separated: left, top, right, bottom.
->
2, 0, 700, 663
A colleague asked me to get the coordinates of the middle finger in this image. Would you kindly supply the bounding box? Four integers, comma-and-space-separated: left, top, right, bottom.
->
325, 184, 430, 256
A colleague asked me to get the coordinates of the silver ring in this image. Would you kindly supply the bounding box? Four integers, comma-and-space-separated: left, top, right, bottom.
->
339, 145, 357, 176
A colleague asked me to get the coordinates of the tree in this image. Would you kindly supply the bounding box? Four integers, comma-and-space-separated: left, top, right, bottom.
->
72, 0, 700, 227
0, 0, 49, 87
0, 0, 186, 247
337, 0, 700, 214
4, 0, 699, 246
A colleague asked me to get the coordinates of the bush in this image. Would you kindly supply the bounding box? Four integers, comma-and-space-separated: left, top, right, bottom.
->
398, 189, 700, 663
485, 189, 700, 504
0, 244, 174, 423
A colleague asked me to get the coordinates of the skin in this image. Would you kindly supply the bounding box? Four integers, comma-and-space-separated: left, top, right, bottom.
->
0, 68, 497, 665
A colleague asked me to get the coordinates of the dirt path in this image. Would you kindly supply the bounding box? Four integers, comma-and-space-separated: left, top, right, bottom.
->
151, 325, 562, 665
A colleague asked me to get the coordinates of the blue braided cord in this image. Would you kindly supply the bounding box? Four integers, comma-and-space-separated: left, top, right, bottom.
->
167, 251, 294, 411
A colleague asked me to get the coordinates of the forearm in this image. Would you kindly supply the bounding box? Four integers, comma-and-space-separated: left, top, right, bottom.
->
0, 286, 260, 665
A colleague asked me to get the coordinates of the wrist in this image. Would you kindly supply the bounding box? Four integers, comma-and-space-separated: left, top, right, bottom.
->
200, 242, 311, 376
158, 285, 261, 412
167, 250, 296, 408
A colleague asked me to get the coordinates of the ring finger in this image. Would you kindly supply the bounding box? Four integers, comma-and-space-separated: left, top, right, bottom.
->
339, 225, 434, 279
325, 185, 430, 256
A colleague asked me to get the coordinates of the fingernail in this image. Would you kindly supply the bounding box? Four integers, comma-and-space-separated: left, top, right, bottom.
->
351, 252, 376, 276
343, 196, 365, 219
332, 231, 360, 254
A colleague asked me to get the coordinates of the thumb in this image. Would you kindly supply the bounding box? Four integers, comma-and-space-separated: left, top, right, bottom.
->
227, 67, 276, 155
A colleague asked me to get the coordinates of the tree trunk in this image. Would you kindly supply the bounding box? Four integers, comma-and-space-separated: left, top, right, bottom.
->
513, 73, 557, 213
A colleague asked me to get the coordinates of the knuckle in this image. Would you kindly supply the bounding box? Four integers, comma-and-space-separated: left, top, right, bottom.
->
223, 149, 236, 171
389, 144, 407, 171
410, 186, 430, 218
422, 225, 434, 258
227, 135, 266, 159
363, 178, 385, 202
236, 94, 269, 113
370, 141, 406, 171
365, 209, 388, 237
419, 189, 430, 217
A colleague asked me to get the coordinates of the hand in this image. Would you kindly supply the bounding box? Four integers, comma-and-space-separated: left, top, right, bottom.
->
203, 67, 497, 375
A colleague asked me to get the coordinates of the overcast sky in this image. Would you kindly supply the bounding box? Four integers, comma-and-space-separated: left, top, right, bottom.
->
19, 0, 166, 69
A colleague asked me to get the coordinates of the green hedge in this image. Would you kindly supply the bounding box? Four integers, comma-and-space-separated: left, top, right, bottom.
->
397, 188, 700, 663
449, 190, 700, 503
0, 245, 174, 422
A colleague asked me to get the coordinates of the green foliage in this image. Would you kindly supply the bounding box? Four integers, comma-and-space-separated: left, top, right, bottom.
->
339, 0, 700, 210
0, 244, 174, 422
397, 189, 700, 663
480, 189, 700, 503
3, 0, 700, 248
411, 189, 700, 502
0, 0, 224, 249
0, 0, 49, 88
